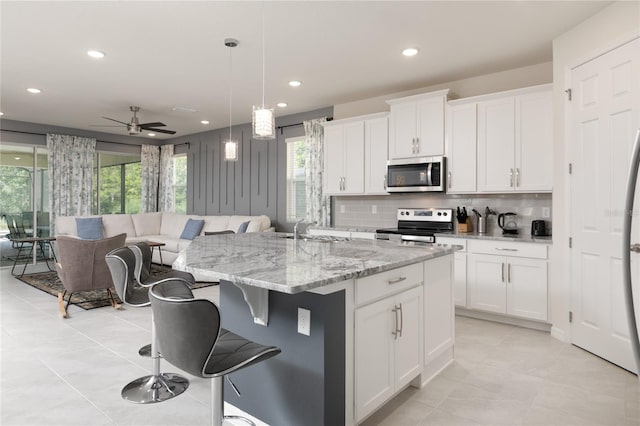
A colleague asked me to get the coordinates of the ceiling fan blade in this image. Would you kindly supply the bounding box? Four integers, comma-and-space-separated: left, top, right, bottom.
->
139, 122, 166, 128
145, 128, 176, 135
89, 124, 126, 127
102, 116, 129, 125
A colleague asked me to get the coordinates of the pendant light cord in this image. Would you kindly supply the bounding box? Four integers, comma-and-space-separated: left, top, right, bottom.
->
261, 3, 265, 107
229, 42, 233, 141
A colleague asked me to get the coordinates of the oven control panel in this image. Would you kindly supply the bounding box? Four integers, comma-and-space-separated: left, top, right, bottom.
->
396, 208, 453, 223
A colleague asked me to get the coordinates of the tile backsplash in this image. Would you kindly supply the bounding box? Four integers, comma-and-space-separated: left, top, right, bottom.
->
333, 193, 552, 235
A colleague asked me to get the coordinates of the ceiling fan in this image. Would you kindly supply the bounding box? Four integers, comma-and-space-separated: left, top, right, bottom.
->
96, 106, 176, 135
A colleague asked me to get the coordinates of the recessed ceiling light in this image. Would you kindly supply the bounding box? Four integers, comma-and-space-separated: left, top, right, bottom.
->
147, 133, 156, 137
14, 157, 21, 160
27, 88, 41, 94
0, 112, 4, 116
87, 50, 105, 59
288, 80, 302, 87
277, 102, 288, 108
201, 120, 210, 125
402, 47, 419, 57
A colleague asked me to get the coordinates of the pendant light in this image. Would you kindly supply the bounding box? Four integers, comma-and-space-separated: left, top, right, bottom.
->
252, 6, 275, 140
223, 38, 239, 162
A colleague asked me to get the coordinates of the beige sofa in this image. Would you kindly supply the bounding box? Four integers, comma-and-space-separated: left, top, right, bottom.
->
55, 212, 272, 266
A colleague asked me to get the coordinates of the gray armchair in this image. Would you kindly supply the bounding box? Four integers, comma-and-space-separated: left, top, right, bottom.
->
55, 233, 127, 318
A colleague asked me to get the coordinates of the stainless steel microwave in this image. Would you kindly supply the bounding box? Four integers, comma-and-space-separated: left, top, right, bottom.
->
386, 156, 446, 192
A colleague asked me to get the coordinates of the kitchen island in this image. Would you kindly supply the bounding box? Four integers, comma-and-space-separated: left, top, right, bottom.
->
174, 233, 457, 426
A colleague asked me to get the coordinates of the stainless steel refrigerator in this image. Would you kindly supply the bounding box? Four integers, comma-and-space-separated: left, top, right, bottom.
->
623, 128, 640, 376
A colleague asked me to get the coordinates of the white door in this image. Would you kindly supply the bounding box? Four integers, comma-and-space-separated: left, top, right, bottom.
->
364, 116, 389, 195
477, 97, 515, 192
506, 258, 548, 321
389, 103, 417, 159
469, 253, 506, 314
323, 124, 345, 195
570, 37, 640, 373
394, 286, 423, 389
417, 97, 445, 156
342, 121, 365, 194
447, 103, 477, 193
516, 90, 553, 191
354, 297, 395, 422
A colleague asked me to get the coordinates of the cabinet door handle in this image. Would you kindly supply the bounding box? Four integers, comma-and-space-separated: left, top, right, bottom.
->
342, 177, 346, 191
502, 262, 505, 283
495, 248, 518, 252
383, 174, 387, 190
391, 306, 399, 339
508, 263, 511, 283
415, 137, 420, 154
516, 168, 520, 187
411, 138, 415, 154
510, 168, 514, 187
398, 303, 403, 338
448, 171, 452, 189
387, 276, 407, 285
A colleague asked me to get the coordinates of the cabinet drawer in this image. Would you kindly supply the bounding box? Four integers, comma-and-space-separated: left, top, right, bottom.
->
355, 263, 423, 306
468, 240, 547, 259
436, 237, 467, 252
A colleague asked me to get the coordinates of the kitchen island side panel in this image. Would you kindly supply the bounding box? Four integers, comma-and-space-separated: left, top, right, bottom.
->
220, 281, 346, 426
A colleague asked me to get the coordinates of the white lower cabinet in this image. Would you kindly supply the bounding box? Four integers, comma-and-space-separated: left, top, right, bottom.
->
436, 237, 468, 307
468, 240, 548, 321
354, 266, 423, 423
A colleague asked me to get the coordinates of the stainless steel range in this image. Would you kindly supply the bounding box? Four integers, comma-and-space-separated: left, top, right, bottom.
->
376, 208, 454, 244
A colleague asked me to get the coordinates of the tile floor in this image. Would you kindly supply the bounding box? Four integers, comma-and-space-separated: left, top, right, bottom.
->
1, 265, 639, 426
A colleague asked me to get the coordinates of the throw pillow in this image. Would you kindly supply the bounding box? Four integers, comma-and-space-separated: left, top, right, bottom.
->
180, 218, 205, 240
237, 221, 250, 234
76, 217, 104, 240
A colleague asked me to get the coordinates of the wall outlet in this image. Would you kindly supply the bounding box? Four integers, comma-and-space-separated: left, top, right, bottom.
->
297, 308, 311, 336
340, 205, 345, 213
542, 207, 551, 218
371, 205, 377, 214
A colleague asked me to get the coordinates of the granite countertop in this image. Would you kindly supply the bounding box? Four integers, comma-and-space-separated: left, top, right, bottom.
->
173, 232, 457, 294
435, 230, 553, 244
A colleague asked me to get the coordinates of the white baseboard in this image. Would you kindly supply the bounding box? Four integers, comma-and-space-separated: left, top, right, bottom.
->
455, 307, 552, 332
550, 326, 568, 342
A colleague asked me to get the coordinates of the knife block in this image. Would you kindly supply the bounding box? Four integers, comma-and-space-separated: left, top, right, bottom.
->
458, 218, 472, 233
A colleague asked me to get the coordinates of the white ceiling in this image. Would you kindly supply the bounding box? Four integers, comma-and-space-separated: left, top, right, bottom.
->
1, 1, 610, 140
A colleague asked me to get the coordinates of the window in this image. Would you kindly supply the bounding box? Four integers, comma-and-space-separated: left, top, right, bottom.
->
286, 136, 307, 221
93, 152, 141, 214
173, 155, 187, 214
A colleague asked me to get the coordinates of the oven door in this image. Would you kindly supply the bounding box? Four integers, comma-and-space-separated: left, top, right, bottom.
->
386, 156, 445, 192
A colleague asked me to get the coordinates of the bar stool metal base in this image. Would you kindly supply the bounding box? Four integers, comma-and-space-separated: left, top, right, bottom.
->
121, 373, 189, 404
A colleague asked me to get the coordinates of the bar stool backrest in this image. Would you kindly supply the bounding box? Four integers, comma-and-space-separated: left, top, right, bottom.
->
105, 247, 149, 307
149, 282, 221, 378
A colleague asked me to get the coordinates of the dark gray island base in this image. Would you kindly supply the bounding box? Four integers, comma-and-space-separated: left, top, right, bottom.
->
221, 282, 345, 426
173, 233, 457, 425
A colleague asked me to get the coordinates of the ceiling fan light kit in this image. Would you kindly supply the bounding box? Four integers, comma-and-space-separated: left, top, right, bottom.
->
224, 38, 239, 162
252, 5, 275, 140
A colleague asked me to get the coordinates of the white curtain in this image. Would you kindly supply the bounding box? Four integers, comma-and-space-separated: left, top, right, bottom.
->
158, 144, 175, 212
47, 134, 96, 235
140, 144, 160, 213
304, 118, 331, 226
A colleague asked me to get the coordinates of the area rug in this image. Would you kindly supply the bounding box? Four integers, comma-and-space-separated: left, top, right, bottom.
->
16, 265, 215, 310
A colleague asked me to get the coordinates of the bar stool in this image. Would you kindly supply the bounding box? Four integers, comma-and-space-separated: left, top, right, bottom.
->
105, 246, 193, 404
149, 281, 281, 425
129, 242, 196, 357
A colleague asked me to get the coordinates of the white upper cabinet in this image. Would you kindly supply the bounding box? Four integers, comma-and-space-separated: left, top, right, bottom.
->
323, 113, 389, 196
515, 90, 553, 191
323, 120, 365, 195
364, 114, 389, 195
387, 89, 449, 159
477, 84, 552, 193
446, 102, 477, 193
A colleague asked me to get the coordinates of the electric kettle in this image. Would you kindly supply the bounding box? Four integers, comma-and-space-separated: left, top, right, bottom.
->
498, 212, 518, 235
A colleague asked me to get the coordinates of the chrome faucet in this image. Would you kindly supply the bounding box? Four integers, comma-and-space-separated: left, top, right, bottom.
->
294, 219, 316, 240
